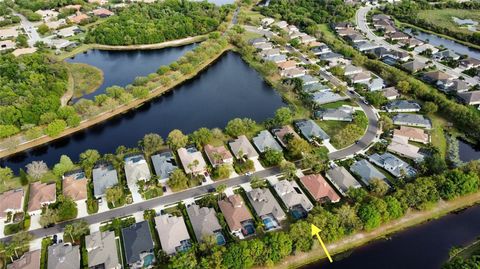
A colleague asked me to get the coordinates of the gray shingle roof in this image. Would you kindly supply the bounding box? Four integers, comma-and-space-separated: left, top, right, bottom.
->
121, 221, 154, 265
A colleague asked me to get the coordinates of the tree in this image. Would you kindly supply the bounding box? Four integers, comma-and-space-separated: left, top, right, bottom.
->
168, 169, 189, 192
370, 178, 389, 197
280, 161, 296, 179
189, 128, 213, 149
274, 107, 293, 125
105, 185, 124, 207
0, 167, 13, 186
44, 119, 67, 137
262, 148, 284, 167
138, 133, 164, 156
422, 101, 438, 115
167, 129, 188, 150
53, 155, 75, 177
26, 161, 48, 179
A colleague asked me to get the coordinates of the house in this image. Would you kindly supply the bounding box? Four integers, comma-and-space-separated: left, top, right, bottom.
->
271, 125, 301, 148
325, 166, 362, 196
299, 75, 319, 86
414, 44, 439, 55
367, 78, 385, 91
369, 152, 417, 178
151, 151, 177, 181
62, 170, 87, 202
28, 182, 56, 214
56, 26, 80, 38
344, 64, 363, 76
7, 250, 40, 269
92, 8, 114, 17
273, 180, 314, 219
229, 135, 259, 160
449, 80, 471, 93
204, 144, 233, 168
35, 10, 59, 22
394, 126, 430, 144
249, 37, 268, 46
299, 174, 340, 203
387, 136, 425, 162
393, 113, 432, 129
349, 71, 371, 84
0, 40, 15, 51
402, 60, 426, 73
460, 57, 480, 69
281, 67, 306, 78
263, 54, 287, 63
0, 189, 24, 221
252, 130, 282, 153
85, 231, 121, 269
177, 147, 207, 175
121, 221, 154, 268
433, 50, 460, 61
458, 91, 480, 106
350, 159, 388, 186
315, 106, 354, 122
385, 100, 421, 112
388, 31, 409, 41
218, 194, 255, 237
310, 91, 348, 106
294, 119, 330, 143
247, 188, 286, 231
68, 12, 90, 24
354, 41, 379, 52
47, 243, 80, 269
92, 163, 119, 198
383, 87, 400, 100
155, 214, 191, 255
277, 60, 297, 71
124, 155, 151, 187
186, 204, 224, 244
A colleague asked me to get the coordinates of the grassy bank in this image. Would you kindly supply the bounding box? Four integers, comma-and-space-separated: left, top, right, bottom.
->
65, 63, 104, 99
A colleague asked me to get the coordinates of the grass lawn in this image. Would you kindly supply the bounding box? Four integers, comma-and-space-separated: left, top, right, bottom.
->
66, 62, 104, 98
417, 9, 480, 36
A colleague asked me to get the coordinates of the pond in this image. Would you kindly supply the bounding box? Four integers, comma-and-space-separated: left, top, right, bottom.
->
0, 51, 285, 172
404, 28, 480, 59
459, 139, 480, 163
66, 44, 197, 101
302, 204, 480, 269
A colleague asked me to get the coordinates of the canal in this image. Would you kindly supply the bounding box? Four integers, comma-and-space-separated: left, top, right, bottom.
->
302, 204, 480, 269
0, 51, 285, 171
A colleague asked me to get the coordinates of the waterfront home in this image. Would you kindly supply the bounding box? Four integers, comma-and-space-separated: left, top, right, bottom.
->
388, 136, 425, 162
299, 75, 319, 85
349, 71, 371, 84
458, 90, 480, 106
0, 27, 18, 39
350, 159, 387, 186
155, 214, 191, 255
229, 135, 259, 160
121, 221, 155, 268
62, 170, 87, 202
247, 188, 286, 231
367, 78, 385, 91
56, 26, 80, 38
47, 243, 80, 269
218, 194, 255, 238
249, 37, 268, 46
204, 144, 234, 168
433, 50, 460, 61
124, 155, 151, 187
151, 151, 177, 181
369, 152, 417, 178
277, 60, 297, 71
0, 40, 15, 51
263, 54, 287, 63
393, 113, 432, 129
252, 130, 282, 153
402, 60, 427, 73
28, 182, 56, 214
7, 250, 40, 269
92, 8, 114, 17
383, 87, 400, 100
344, 64, 363, 76
394, 126, 430, 144
281, 67, 306, 78
448, 79, 471, 93
85, 231, 121, 269
299, 174, 340, 203
92, 163, 119, 199
295, 119, 330, 143
413, 44, 439, 55
273, 180, 313, 219
354, 41, 379, 52
315, 106, 354, 122
0, 189, 24, 221
385, 100, 421, 112
388, 31, 409, 41
325, 166, 362, 196
177, 147, 207, 175
271, 125, 301, 148
186, 204, 225, 245
459, 57, 480, 69
310, 91, 348, 106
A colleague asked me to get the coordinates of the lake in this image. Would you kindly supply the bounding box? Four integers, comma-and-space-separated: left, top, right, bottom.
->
0, 51, 285, 171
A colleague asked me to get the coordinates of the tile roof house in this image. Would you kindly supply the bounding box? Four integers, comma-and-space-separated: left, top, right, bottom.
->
124, 155, 151, 187
393, 113, 432, 129
155, 214, 191, 255
177, 147, 207, 175
62, 170, 87, 201
92, 163, 119, 198
85, 231, 121, 269
271, 125, 301, 148
186, 204, 223, 243
382, 87, 400, 100
369, 152, 417, 178
28, 182, 56, 213
47, 243, 80, 269
151, 151, 177, 180
325, 166, 362, 196
204, 144, 234, 167
218, 194, 254, 234
229, 135, 259, 160
252, 130, 282, 153
350, 159, 387, 186
273, 180, 314, 213
387, 136, 425, 162
310, 90, 348, 105
402, 60, 427, 73
0, 189, 24, 219
295, 119, 330, 142
315, 106, 354, 122
247, 188, 286, 225
458, 90, 480, 106
299, 174, 340, 203
385, 100, 421, 112
394, 126, 430, 144
7, 250, 40, 269
121, 221, 154, 268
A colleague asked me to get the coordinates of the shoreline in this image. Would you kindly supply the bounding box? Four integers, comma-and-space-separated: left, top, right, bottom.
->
0, 44, 231, 160
254, 191, 480, 269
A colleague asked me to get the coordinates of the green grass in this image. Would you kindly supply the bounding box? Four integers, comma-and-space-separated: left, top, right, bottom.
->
66, 62, 104, 98
417, 9, 480, 36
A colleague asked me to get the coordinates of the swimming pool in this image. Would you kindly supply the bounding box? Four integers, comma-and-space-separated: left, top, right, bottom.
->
143, 253, 155, 267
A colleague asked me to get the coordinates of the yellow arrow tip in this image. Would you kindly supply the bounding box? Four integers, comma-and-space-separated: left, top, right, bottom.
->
311, 224, 321, 236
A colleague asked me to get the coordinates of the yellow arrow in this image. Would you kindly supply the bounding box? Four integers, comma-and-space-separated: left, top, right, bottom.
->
311, 224, 333, 263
